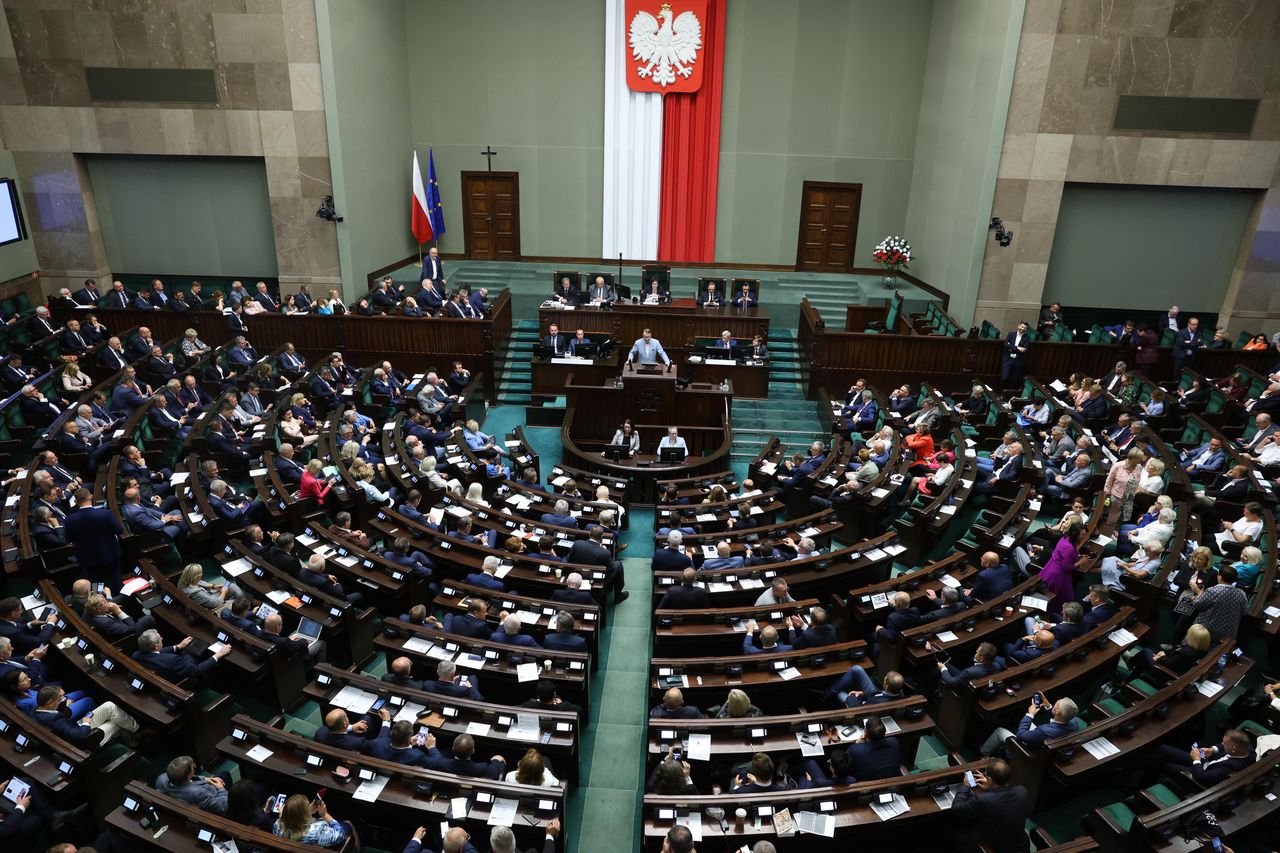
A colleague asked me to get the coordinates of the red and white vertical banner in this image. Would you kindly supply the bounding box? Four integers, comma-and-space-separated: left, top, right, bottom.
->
603, 0, 665, 260
656, 0, 725, 263
605, 0, 726, 263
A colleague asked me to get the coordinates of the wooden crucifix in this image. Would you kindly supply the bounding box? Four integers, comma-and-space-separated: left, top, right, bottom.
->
481, 146, 498, 171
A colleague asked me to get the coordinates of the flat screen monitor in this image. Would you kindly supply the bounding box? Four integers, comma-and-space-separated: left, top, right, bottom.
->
572, 342, 600, 359
0, 179, 27, 247
659, 446, 686, 464
605, 443, 628, 462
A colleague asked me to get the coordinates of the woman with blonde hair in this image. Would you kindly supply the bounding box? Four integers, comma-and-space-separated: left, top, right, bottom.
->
465, 481, 489, 506
714, 688, 762, 718
178, 562, 243, 608
272, 793, 349, 848
419, 454, 462, 495
180, 328, 209, 360
1137, 457, 1165, 497
61, 361, 92, 394
1102, 447, 1144, 523
1124, 623, 1213, 685
504, 748, 560, 787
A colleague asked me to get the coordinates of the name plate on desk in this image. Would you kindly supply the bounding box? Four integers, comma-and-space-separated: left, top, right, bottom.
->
704, 358, 736, 366
551, 357, 589, 364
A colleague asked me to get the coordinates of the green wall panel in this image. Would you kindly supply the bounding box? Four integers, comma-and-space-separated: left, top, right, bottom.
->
318, 0, 415, 295
87, 155, 277, 278
1043, 184, 1259, 312
404, 0, 605, 258
0, 150, 37, 282
714, 0, 934, 265
904, 0, 1023, 323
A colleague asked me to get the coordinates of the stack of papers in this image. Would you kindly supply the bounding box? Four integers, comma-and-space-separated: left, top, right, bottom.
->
486, 798, 519, 827
1197, 680, 1224, 697
795, 732, 824, 757
403, 636, 434, 654
1108, 628, 1138, 647
870, 794, 910, 821
331, 686, 378, 714
508, 713, 541, 742
795, 811, 835, 837
353, 774, 389, 802
1083, 737, 1120, 759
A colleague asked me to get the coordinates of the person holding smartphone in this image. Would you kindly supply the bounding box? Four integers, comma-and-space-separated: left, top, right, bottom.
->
272, 793, 350, 849
951, 758, 1030, 853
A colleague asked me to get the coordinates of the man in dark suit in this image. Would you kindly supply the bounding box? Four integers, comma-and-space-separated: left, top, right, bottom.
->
443, 600, 492, 640
1170, 316, 1204, 379
552, 277, 580, 306
422, 247, 446, 288
105, 280, 131, 309
365, 717, 441, 769
423, 659, 483, 700
74, 279, 102, 306
951, 759, 1030, 853
652, 531, 694, 573
1, 354, 34, 390
371, 277, 403, 312
60, 320, 89, 354
27, 307, 59, 340
298, 554, 365, 607
98, 337, 130, 372
380, 656, 424, 690
273, 443, 305, 486
1037, 302, 1064, 338
548, 572, 595, 606
1080, 584, 1117, 630
417, 279, 444, 314
490, 614, 542, 649
1151, 728, 1255, 786
63, 488, 124, 588
920, 586, 970, 622
788, 606, 837, 649
0, 598, 56, 655
315, 708, 375, 752
876, 591, 923, 644
18, 385, 62, 427
696, 281, 722, 307
462, 556, 507, 592
844, 717, 901, 781
733, 282, 755, 308
541, 324, 568, 356
1001, 321, 1031, 389
965, 551, 1014, 602
31, 685, 139, 748
539, 499, 578, 529
436, 733, 506, 779
939, 641, 1005, 689
655, 568, 706, 609
649, 687, 702, 719
542, 612, 588, 653
566, 525, 628, 604
133, 628, 230, 683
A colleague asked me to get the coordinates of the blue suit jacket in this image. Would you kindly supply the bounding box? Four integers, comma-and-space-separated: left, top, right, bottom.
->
489, 629, 542, 649
742, 635, 793, 655
1015, 714, 1080, 746
134, 647, 217, 681
462, 573, 505, 592
540, 512, 578, 528
315, 725, 374, 753
64, 505, 123, 565
1184, 444, 1226, 472
543, 632, 587, 653
846, 738, 902, 781
652, 548, 693, 573
443, 612, 491, 639
970, 564, 1013, 601
32, 708, 96, 745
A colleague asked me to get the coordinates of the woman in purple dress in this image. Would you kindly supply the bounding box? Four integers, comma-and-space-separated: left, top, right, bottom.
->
1040, 522, 1087, 615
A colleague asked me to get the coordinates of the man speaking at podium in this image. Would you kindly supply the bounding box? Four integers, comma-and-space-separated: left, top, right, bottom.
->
627, 328, 670, 367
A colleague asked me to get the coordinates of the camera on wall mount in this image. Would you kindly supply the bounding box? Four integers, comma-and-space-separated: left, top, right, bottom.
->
316, 195, 343, 223
989, 217, 1013, 247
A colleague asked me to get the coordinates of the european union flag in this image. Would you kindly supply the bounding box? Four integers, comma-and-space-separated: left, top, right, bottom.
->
425, 148, 446, 238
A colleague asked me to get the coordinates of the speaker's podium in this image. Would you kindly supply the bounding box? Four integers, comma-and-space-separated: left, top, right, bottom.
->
563, 363, 731, 436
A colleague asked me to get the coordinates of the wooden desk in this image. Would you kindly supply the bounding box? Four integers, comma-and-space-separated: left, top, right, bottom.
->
539, 300, 769, 357
532, 353, 619, 398
563, 367, 732, 434
559, 409, 734, 504
683, 357, 770, 399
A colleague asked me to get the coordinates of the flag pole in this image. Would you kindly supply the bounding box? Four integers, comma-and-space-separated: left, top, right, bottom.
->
415, 147, 425, 270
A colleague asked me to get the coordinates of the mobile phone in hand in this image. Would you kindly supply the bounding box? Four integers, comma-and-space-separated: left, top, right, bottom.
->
964, 770, 976, 788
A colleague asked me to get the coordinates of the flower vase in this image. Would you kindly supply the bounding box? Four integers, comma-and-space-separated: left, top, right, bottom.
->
881, 268, 897, 288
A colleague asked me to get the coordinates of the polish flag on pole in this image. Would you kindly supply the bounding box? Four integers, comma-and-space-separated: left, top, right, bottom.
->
411, 149, 434, 244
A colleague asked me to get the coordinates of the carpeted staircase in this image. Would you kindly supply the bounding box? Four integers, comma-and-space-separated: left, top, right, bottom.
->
729, 329, 828, 463
495, 319, 538, 405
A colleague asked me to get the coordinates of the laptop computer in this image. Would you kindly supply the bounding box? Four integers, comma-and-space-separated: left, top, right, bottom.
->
292, 617, 323, 641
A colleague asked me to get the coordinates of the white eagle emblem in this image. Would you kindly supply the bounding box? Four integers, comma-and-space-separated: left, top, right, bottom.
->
629, 3, 703, 88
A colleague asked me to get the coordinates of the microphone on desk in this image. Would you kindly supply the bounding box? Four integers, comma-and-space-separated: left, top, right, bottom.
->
666, 362, 672, 374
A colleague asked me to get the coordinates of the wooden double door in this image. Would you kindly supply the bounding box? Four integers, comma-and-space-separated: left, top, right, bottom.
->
461, 171, 521, 260
796, 181, 861, 272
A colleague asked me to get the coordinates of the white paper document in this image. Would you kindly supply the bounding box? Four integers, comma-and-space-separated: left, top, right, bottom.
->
795, 811, 835, 837
1083, 737, 1120, 759
244, 744, 274, 763
686, 732, 712, 761
352, 775, 389, 802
